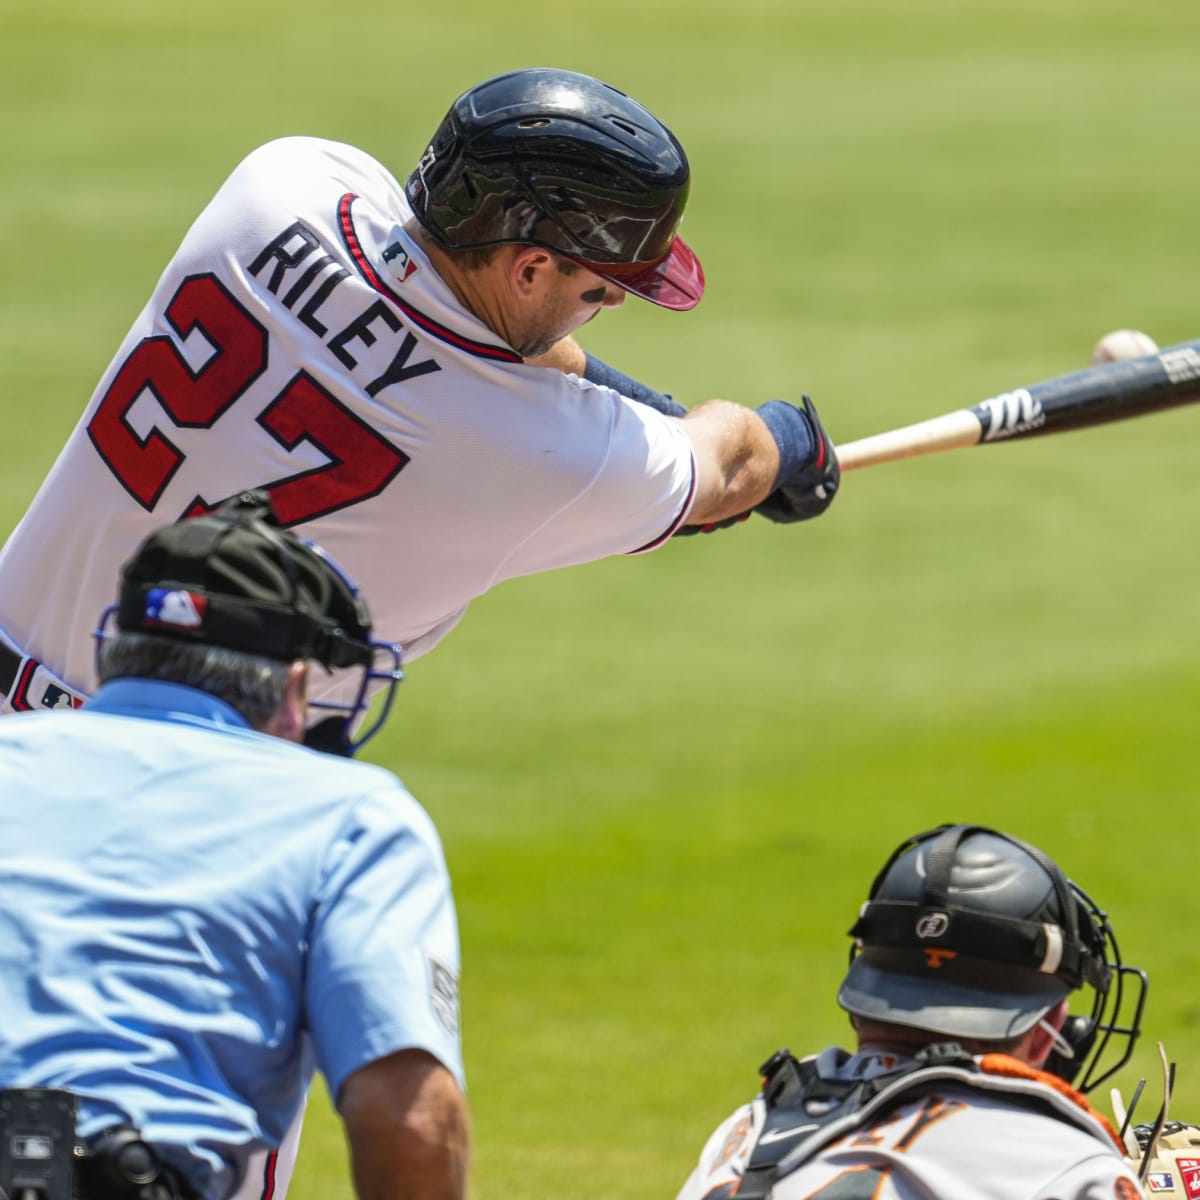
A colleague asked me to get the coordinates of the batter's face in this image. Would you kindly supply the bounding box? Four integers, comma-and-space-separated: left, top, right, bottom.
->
508, 252, 626, 359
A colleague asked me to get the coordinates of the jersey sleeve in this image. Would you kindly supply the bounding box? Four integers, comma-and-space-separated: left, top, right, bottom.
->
304, 779, 463, 1101
497, 381, 698, 578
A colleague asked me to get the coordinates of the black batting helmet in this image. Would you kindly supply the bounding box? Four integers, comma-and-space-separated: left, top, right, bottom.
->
839, 824, 1146, 1093
405, 67, 705, 311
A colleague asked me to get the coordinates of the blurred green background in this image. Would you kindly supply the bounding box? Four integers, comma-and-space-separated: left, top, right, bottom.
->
3, 0, 1199, 1195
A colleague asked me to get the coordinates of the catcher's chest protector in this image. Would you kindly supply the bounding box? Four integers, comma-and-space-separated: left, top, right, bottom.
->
725, 1045, 1118, 1200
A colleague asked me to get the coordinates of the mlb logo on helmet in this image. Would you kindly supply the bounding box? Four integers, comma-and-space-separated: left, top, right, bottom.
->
143, 588, 207, 630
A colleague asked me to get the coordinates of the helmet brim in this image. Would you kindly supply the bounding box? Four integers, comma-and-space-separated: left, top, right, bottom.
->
577, 234, 705, 312
838, 952, 1069, 1041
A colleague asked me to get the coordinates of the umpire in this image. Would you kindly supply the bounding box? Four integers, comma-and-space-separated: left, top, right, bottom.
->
0, 493, 466, 1200
675, 824, 1148, 1200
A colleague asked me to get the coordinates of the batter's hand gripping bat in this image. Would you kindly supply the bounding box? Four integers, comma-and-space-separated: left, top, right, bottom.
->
835, 339, 1200, 472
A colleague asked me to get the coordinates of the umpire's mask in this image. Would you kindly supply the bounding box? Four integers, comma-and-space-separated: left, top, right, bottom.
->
95, 490, 402, 755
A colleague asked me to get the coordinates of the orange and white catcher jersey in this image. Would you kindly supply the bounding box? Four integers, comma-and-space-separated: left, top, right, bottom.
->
675, 1048, 1143, 1200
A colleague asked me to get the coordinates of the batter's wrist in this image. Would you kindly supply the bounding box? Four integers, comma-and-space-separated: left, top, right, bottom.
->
754, 400, 817, 489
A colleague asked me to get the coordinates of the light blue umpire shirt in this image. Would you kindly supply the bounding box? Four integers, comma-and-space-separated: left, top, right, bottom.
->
0, 678, 463, 1199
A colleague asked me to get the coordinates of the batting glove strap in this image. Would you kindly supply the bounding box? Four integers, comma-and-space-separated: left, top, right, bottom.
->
754, 395, 840, 523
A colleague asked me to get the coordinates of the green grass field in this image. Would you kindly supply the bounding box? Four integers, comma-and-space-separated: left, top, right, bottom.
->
4, 0, 1200, 1195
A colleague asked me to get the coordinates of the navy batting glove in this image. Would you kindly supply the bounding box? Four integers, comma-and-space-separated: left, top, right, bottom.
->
754, 395, 840, 523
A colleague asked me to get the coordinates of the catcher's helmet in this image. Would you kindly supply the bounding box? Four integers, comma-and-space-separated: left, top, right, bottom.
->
839, 824, 1146, 1093
405, 67, 705, 311
98, 491, 403, 754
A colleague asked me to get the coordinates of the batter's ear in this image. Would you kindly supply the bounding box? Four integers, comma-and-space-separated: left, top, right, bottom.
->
507, 245, 557, 299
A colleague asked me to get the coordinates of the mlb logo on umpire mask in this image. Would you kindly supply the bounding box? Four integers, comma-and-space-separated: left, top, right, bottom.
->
113, 492, 370, 664
142, 589, 207, 630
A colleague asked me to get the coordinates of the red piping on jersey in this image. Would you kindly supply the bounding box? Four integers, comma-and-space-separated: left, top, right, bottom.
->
631, 447, 698, 553
259, 1149, 278, 1200
337, 194, 522, 363
8, 659, 38, 711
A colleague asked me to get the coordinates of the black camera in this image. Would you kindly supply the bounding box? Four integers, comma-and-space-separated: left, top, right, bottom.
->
0, 1091, 185, 1200
0, 1090, 76, 1200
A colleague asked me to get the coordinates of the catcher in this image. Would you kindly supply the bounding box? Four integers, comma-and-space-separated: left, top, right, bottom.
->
674, 823, 1149, 1200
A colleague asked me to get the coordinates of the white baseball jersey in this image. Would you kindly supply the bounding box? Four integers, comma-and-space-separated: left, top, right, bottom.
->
676, 1047, 1143, 1200
0, 136, 697, 709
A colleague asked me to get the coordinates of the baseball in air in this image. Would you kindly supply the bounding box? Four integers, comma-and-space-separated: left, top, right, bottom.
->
1090, 329, 1159, 366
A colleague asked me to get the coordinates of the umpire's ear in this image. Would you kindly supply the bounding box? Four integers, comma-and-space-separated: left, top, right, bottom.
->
261, 661, 309, 743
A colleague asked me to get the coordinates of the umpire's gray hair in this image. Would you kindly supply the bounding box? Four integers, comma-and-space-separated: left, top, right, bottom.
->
98, 632, 294, 730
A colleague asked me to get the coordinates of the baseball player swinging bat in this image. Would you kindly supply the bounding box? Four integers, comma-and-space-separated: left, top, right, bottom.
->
835, 338, 1200, 472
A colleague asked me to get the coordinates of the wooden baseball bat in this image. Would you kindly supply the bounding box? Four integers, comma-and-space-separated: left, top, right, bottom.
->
835, 338, 1200, 472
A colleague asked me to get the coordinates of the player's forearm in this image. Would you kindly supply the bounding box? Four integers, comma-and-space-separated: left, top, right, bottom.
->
680, 401, 781, 524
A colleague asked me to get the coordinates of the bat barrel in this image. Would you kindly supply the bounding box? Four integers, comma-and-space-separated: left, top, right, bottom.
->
977, 339, 1200, 441
834, 338, 1200, 473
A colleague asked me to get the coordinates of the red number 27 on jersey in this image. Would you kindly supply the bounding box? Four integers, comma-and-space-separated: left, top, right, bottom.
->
87, 272, 408, 525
